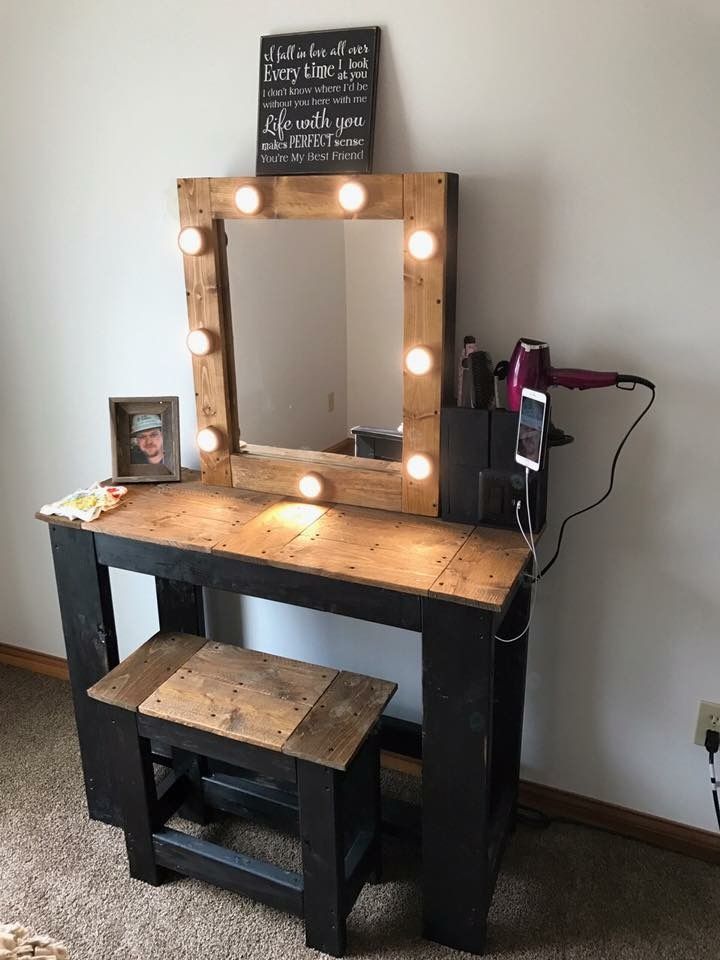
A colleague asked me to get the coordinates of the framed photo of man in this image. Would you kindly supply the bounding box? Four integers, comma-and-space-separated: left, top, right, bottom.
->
109, 396, 181, 483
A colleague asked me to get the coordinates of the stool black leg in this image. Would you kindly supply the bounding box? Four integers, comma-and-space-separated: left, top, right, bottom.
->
110, 706, 161, 886
298, 761, 346, 957
347, 731, 382, 882
369, 732, 382, 883
172, 747, 210, 825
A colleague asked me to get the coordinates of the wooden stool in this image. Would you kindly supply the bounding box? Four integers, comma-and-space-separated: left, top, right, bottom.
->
88, 632, 396, 957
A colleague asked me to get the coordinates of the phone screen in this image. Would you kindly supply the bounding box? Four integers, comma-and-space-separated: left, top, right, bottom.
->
516, 392, 547, 470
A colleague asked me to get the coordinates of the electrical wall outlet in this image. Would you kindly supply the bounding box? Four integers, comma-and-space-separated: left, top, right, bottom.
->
694, 701, 720, 746
328, 391, 335, 413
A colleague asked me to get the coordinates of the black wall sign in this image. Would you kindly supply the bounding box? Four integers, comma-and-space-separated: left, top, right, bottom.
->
256, 27, 380, 176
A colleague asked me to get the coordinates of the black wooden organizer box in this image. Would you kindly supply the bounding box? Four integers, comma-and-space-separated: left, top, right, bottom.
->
39, 476, 531, 956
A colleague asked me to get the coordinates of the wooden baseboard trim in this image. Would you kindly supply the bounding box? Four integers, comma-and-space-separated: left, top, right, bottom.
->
518, 780, 720, 864
4, 644, 718, 863
0, 642, 69, 681
381, 749, 423, 777
383, 754, 720, 864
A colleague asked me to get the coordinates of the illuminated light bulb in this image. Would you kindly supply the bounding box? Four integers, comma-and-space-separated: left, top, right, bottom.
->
234, 185, 262, 215
197, 427, 222, 453
298, 472, 323, 499
186, 328, 214, 356
407, 229, 438, 260
338, 181, 368, 213
406, 453, 432, 481
405, 346, 433, 376
178, 226, 206, 256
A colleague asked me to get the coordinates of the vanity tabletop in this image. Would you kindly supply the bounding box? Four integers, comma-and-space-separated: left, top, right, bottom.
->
36, 472, 530, 613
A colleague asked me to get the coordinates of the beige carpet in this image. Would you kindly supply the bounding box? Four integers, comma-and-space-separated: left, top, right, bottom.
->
0, 664, 716, 960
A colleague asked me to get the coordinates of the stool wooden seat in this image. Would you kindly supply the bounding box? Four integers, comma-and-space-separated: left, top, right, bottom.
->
89, 632, 396, 956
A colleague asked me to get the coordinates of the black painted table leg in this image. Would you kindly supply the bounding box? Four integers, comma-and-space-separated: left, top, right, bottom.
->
155, 577, 205, 635
49, 524, 121, 825
298, 761, 346, 957
491, 575, 531, 832
154, 578, 206, 817
421, 597, 494, 955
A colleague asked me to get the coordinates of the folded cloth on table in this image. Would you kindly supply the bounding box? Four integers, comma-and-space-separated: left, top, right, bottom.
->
39, 482, 127, 522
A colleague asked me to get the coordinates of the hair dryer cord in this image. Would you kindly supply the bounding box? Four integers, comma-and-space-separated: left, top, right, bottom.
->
538, 380, 656, 579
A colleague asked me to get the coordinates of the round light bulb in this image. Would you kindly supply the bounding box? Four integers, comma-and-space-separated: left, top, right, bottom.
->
178, 226, 206, 256
406, 453, 432, 481
338, 181, 368, 213
234, 185, 262, 215
186, 328, 214, 356
298, 473, 323, 499
405, 346, 433, 376
197, 427, 222, 453
408, 229, 438, 260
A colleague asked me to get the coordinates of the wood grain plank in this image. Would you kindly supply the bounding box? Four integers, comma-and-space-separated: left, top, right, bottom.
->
79, 499, 179, 536
402, 173, 455, 517
81, 507, 233, 552
140, 668, 312, 751
213, 500, 330, 562
168, 490, 276, 525
242, 444, 400, 472
300, 505, 472, 557
34, 511, 82, 528
272, 535, 437, 595
429, 526, 530, 611
88, 631, 206, 710
178, 177, 234, 485
153, 477, 277, 523
266, 504, 471, 595
284, 671, 397, 771
209, 175, 403, 220
230, 452, 402, 512
183, 642, 337, 704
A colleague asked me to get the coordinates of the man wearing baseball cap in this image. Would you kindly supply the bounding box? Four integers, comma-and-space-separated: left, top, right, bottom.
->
130, 414, 165, 465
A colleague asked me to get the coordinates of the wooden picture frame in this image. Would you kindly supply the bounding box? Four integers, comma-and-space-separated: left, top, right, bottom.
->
110, 396, 181, 484
177, 172, 457, 516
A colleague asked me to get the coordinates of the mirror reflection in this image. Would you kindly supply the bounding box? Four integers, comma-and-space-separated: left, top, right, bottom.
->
225, 218, 404, 459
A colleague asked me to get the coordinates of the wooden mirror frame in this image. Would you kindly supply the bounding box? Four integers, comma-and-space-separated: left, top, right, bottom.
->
178, 172, 457, 517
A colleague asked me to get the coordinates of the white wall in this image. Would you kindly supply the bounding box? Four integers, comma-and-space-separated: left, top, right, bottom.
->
1, 0, 719, 831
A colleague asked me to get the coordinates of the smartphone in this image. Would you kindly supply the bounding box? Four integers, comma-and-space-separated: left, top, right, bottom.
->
515, 388, 549, 471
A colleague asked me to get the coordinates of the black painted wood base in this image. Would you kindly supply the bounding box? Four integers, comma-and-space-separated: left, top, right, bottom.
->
108, 708, 382, 957
48, 524, 531, 956
154, 828, 304, 915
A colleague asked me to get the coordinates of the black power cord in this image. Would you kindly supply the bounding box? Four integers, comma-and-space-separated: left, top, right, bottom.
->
705, 730, 720, 831
539, 380, 656, 578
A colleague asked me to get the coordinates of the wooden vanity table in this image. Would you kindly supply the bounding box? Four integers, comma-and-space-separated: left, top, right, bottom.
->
38, 169, 538, 954
39, 473, 531, 955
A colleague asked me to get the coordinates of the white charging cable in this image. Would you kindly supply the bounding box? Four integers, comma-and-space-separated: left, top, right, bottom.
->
495, 467, 539, 644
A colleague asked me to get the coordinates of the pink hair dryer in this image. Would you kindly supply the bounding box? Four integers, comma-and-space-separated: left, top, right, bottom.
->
506, 338, 653, 411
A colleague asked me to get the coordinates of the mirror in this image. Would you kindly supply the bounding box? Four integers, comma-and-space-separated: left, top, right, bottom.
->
225, 218, 404, 458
